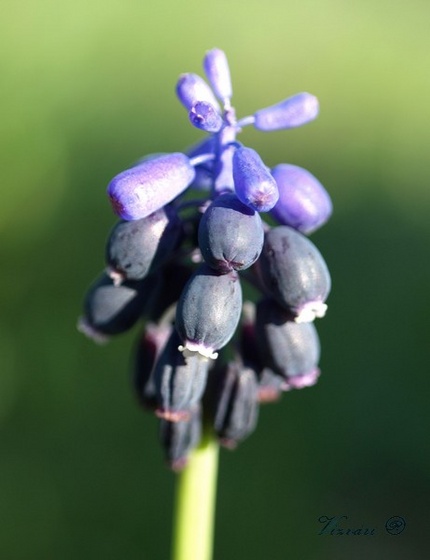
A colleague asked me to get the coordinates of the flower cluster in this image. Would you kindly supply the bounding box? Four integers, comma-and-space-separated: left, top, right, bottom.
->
78, 49, 332, 470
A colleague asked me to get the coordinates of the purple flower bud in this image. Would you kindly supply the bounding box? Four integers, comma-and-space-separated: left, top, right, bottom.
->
203, 48, 232, 103
189, 101, 223, 133
270, 164, 332, 234
107, 153, 196, 221
254, 92, 319, 131
176, 73, 220, 112
233, 146, 279, 212
256, 299, 321, 390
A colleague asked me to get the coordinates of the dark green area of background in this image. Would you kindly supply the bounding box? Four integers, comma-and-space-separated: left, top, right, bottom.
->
1, 1, 429, 558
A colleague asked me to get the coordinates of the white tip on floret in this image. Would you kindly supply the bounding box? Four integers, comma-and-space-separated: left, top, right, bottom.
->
294, 301, 327, 323
178, 343, 218, 361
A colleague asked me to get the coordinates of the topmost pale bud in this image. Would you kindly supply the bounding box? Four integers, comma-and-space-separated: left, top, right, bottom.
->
203, 49, 232, 104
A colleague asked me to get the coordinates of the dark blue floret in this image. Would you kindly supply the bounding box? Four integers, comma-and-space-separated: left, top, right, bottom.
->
175, 263, 242, 359
258, 225, 331, 322
154, 330, 210, 422
106, 205, 182, 283
256, 298, 321, 389
78, 272, 157, 341
210, 361, 259, 448
198, 193, 265, 273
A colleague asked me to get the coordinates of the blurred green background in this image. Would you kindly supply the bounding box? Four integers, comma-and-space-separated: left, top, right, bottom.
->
1, 0, 429, 558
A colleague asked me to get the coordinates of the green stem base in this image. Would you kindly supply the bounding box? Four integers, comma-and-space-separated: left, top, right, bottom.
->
172, 431, 219, 560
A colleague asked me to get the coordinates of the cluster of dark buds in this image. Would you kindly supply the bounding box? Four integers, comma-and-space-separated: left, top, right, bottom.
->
78, 49, 332, 470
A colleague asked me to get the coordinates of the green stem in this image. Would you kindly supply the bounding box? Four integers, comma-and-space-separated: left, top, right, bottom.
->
172, 430, 219, 560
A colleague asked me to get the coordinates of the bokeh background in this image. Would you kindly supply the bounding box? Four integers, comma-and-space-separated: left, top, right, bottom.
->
1, 0, 429, 558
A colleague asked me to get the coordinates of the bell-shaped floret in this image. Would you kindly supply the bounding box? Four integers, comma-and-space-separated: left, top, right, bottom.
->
105, 205, 182, 283
107, 153, 195, 221
233, 146, 279, 212
189, 101, 223, 133
258, 226, 331, 322
211, 361, 259, 449
203, 48, 232, 104
176, 263, 242, 359
176, 73, 220, 112
78, 272, 157, 341
270, 164, 332, 234
198, 193, 264, 273
253, 92, 319, 131
256, 299, 321, 389
154, 330, 210, 422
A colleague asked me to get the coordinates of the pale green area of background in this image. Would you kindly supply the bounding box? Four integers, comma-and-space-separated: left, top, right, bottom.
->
1, 1, 429, 558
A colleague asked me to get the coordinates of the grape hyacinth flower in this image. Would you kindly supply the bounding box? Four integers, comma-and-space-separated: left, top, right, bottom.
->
78, 48, 333, 560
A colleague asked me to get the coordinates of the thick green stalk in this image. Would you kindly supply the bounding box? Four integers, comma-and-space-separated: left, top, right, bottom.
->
172, 430, 219, 560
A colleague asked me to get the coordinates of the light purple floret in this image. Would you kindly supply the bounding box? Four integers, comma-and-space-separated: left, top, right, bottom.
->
270, 164, 332, 234
203, 48, 232, 103
254, 92, 319, 131
176, 73, 220, 112
232, 147, 279, 212
189, 101, 223, 133
107, 153, 195, 221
